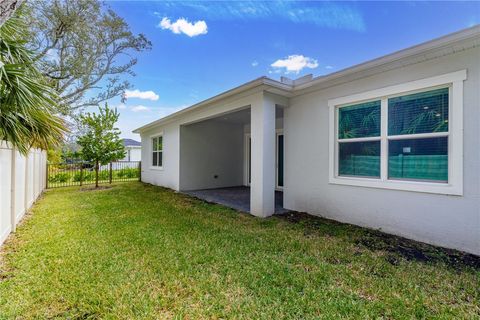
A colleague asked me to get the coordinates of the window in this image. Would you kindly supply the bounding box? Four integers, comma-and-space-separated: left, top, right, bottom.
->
152, 135, 163, 167
328, 70, 466, 195
387, 88, 449, 182
338, 101, 381, 178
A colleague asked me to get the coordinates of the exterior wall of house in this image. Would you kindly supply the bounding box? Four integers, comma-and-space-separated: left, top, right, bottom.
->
129, 148, 142, 161
284, 47, 480, 255
140, 122, 181, 190
179, 120, 244, 190
122, 147, 142, 162
140, 90, 263, 191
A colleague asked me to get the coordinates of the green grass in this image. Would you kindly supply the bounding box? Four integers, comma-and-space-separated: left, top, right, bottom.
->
0, 182, 478, 319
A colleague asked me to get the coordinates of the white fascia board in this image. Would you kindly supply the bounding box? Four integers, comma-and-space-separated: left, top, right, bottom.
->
294, 25, 480, 93
133, 25, 479, 134
133, 78, 293, 133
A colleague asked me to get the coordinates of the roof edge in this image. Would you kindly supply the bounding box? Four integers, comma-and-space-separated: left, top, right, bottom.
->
294, 24, 480, 91
133, 77, 292, 133
133, 25, 480, 134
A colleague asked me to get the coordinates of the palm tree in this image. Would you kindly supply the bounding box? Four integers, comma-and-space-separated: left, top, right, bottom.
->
0, 13, 66, 154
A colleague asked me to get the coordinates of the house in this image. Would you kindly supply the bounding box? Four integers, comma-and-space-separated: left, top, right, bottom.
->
121, 139, 141, 162
133, 26, 480, 255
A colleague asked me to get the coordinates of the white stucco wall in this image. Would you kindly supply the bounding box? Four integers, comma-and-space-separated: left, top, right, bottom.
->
284, 47, 480, 255
122, 147, 141, 162
179, 120, 244, 190
140, 122, 180, 190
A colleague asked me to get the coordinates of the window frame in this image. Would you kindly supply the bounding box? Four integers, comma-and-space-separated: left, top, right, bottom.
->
150, 132, 163, 170
328, 70, 466, 195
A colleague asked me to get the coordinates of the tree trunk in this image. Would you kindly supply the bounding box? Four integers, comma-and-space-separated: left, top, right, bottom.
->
95, 160, 99, 188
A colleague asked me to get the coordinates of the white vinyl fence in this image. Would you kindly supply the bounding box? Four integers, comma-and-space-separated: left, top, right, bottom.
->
0, 141, 47, 246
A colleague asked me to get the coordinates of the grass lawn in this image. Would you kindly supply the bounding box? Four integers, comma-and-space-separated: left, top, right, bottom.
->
0, 182, 478, 319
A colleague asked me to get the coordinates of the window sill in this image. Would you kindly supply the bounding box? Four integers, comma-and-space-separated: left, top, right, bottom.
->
329, 176, 462, 196
149, 166, 164, 171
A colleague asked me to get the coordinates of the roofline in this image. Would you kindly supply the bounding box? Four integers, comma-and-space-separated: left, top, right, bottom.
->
293, 24, 480, 92
133, 25, 480, 134
133, 77, 292, 133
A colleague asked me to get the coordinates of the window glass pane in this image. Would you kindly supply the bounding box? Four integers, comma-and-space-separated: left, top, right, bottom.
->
158, 152, 163, 167
338, 101, 380, 139
152, 152, 157, 166
339, 141, 380, 177
388, 137, 448, 182
152, 137, 157, 151
388, 88, 449, 135
157, 136, 163, 151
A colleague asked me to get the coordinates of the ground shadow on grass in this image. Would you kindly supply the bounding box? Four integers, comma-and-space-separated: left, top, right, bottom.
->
274, 211, 480, 271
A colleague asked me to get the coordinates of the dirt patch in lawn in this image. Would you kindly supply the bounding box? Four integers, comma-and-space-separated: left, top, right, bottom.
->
275, 211, 480, 271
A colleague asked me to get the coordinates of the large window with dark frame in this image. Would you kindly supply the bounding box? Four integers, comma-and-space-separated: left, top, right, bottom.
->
337, 86, 449, 183
152, 135, 163, 167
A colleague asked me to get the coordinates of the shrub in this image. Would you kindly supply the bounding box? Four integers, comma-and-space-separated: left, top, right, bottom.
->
116, 168, 139, 179
98, 170, 110, 181
73, 171, 94, 182
48, 172, 70, 183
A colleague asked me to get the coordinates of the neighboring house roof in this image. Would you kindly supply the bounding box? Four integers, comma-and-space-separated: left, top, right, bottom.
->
134, 25, 480, 134
122, 138, 141, 147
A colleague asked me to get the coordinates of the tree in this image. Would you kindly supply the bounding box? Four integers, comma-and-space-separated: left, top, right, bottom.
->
0, 11, 66, 154
0, 0, 24, 26
77, 104, 125, 187
25, 0, 152, 114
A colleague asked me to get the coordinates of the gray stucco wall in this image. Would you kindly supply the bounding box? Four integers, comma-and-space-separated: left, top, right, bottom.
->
179, 120, 244, 191
284, 47, 480, 254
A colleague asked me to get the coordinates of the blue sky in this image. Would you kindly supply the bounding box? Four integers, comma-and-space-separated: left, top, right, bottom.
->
99, 1, 479, 140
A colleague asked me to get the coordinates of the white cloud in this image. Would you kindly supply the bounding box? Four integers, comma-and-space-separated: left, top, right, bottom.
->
271, 55, 319, 74
159, 17, 208, 37
124, 89, 159, 101
131, 105, 151, 112
251, 60, 259, 67
325, 65, 334, 70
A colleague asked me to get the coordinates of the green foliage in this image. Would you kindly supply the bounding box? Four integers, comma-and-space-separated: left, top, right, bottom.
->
48, 172, 69, 183
25, 0, 152, 112
117, 167, 139, 179
72, 171, 94, 182
0, 12, 66, 154
77, 104, 125, 166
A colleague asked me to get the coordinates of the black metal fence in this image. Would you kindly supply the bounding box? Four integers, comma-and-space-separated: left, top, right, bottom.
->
46, 161, 141, 188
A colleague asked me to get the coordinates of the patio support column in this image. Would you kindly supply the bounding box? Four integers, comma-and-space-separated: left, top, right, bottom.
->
250, 92, 276, 217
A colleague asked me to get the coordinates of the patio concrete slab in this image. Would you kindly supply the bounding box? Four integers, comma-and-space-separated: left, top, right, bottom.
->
183, 186, 288, 214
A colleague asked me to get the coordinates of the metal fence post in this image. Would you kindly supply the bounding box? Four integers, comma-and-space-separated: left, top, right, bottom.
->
109, 162, 113, 184
46, 162, 48, 189
80, 164, 84, 186
138, 161, 141, 182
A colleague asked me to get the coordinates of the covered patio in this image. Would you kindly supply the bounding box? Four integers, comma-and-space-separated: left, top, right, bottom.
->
178, 91, 288, 217
184, 187, 288, 214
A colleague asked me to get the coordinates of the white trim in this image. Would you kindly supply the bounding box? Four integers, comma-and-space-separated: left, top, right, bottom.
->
328, 70, 466, 107
150, 133, 164, 170
338, 136, 381, 143
387, 132, 449, 140
328, 71, 465, 195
